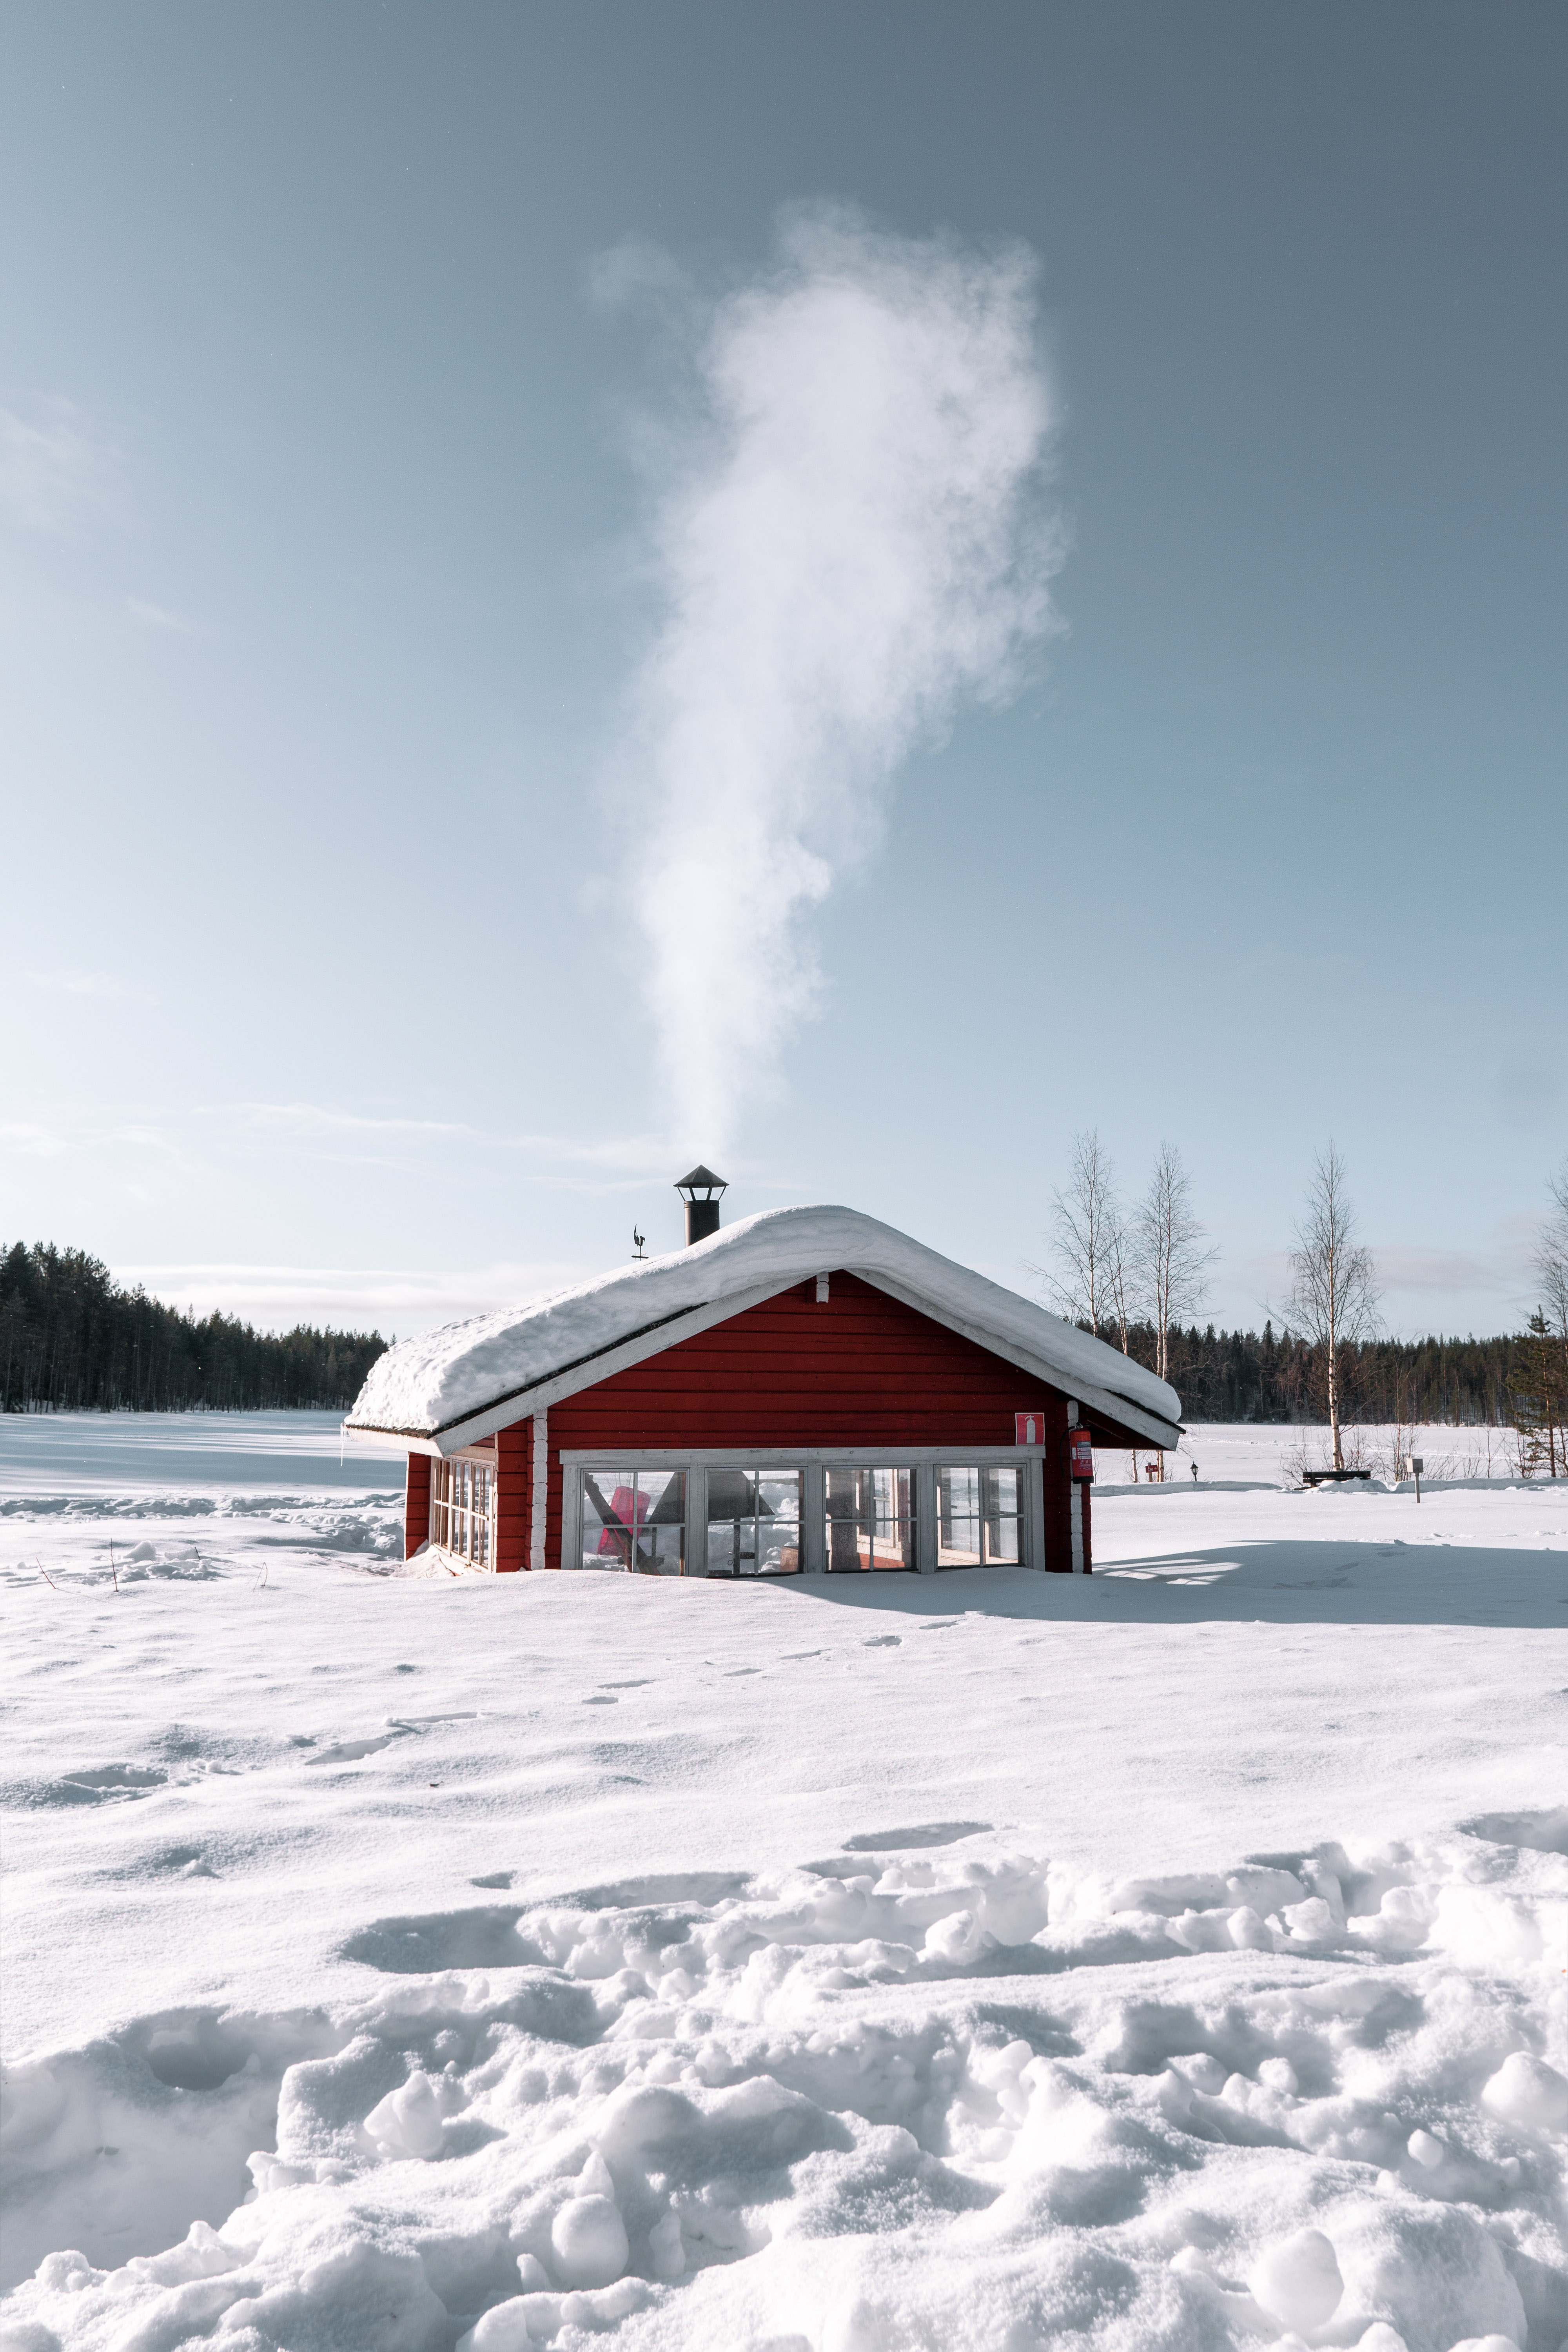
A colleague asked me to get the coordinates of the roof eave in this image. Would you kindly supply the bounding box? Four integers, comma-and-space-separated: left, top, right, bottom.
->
344, 1258, 1182, 1456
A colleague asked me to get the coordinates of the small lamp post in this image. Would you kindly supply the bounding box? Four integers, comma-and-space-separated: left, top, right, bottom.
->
675, 1164, 728, 1247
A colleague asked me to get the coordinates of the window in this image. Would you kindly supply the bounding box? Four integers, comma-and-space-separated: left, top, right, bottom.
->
826, 1465, 915, 1572
580, 1468, 688, 1573
706, 1469, 802, 1577
432, 1454, 495, 1568
936, 1466, 1021, 1567
563, 1454, 1036, 1577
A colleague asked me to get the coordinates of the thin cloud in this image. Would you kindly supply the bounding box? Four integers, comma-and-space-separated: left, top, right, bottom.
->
203, 1103, 682, 1177
114, 1259, 594, 1335
23, 968, 144, 1002
209, 1102, 473, 1141
126, 598, 193, 634
0, 400, 96, 533
2, 1093, 719, 1194
1373, 1246, 1508, 1294
0, 1121, 71, 1158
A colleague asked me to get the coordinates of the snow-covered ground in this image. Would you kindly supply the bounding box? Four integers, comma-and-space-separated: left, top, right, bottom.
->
2, 1416, 1564, 2352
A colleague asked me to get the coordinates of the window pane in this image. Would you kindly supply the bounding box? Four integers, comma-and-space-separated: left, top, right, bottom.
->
635, 1470, 687, 1575
826, 1465, 914, 1571
936, 1466, 982, 1567
983, 1466, 1021, 1564
581, 1469, 686, 1573
756, 1472, 801, 1575
475, 1466, 492, 1568
704, 1469, 801, 1577
703, 1468, 753, 1577
581, 1468, 636, 1567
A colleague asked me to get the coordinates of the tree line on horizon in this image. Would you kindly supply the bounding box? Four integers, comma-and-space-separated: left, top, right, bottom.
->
1091, 1314, 1530, 1433
1044, 1141, 1568, 1471
0, 1243, 388, 1413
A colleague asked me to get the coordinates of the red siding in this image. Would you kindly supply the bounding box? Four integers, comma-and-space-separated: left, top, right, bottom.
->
403, 1452, 431, 1561
550, 1274, 1061, 1449
536, 1272, 1076, 1570
495, 1418, 530, 1574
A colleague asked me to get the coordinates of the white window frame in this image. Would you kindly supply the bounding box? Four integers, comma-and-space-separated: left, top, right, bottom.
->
430, 1444, 497, 1571
934, 1463, 1029, 1570
559, 1448, 1046, 1576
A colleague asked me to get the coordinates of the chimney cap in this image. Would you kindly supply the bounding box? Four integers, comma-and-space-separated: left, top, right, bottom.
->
673, 1164, 728, 1199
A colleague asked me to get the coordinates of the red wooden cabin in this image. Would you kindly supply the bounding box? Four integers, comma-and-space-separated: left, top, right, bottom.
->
343, 1189, 1182, 1580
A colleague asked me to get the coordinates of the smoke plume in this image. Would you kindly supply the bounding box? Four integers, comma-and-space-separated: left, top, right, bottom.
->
610, 205, 1062, 1149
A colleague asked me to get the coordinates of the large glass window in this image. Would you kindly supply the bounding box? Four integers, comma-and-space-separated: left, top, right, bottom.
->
826, 1465, 915, 1572
432, 1455, 495, 1569
936, 1466, 1022, 1568
704, 1469, 802, 1577
580, 1468, 688, 1574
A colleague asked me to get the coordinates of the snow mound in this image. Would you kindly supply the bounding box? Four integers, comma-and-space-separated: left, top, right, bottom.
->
4, 1819, 1562, 2352
343, 1205, 1182, 1441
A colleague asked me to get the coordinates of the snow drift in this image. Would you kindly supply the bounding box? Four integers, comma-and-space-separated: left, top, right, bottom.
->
4, 1817, 1564, 2351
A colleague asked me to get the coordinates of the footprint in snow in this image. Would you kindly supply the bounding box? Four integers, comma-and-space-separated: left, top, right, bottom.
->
844, 1820, 992, 1851
53, 1763, 167, 1803
862, 1634, 901, 1647
306, 1733, 407, 1765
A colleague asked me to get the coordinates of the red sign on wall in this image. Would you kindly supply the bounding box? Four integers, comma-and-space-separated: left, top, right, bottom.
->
1014, 1411, 1047, 1447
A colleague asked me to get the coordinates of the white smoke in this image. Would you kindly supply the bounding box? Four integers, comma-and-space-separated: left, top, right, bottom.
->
609, 205, 1063, 1149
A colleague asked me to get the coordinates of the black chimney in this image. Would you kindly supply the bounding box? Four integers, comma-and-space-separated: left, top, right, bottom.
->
674, 1164, 727, 1246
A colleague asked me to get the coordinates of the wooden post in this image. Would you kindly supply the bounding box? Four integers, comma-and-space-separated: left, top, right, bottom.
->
531, 1410, 550, 1570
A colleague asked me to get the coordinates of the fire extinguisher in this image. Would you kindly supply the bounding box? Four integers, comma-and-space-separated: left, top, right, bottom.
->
1068, 1426, 1093, 1481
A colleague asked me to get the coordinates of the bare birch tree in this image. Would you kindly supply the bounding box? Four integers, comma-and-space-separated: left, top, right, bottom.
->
1134, 1142, 1215, 1388
1040, 1131, 1125, 1336
1535, 1158, 1568, 1350
1103, 1210, 1133, 1354
1283, 1142, 1380, 1472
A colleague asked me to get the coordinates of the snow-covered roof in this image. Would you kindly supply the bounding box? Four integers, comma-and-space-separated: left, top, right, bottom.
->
344, 1205, 1183, 1450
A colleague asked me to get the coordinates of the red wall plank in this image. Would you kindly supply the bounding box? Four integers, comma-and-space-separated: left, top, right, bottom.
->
548, 1274, 1065, 1451
403, 1453, 431, 1561
495, 1418, 530, 1573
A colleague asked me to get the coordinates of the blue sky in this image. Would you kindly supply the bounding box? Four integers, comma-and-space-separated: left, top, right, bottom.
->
2, 2, 1563, 1342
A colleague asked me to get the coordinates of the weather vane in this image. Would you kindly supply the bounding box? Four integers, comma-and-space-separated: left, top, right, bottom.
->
632, 1227, 646, 1261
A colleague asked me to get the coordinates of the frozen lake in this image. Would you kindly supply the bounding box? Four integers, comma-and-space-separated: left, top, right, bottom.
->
0, 1407, 405, 1503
